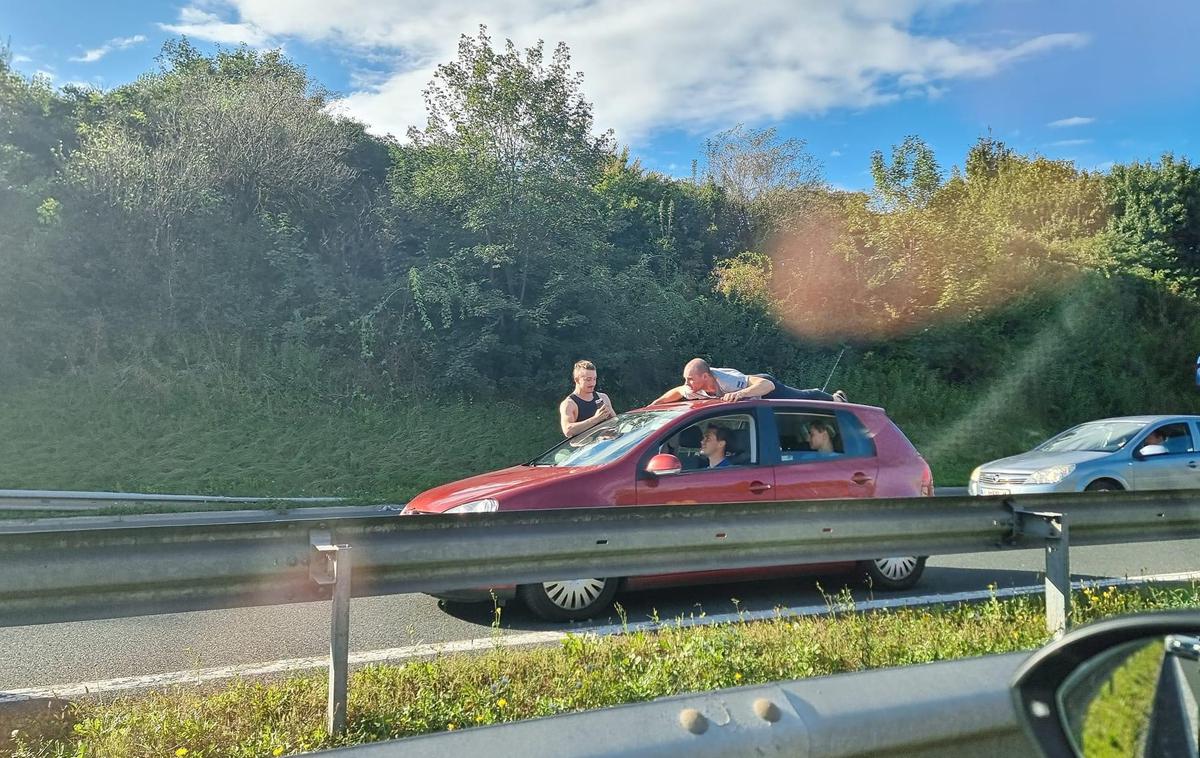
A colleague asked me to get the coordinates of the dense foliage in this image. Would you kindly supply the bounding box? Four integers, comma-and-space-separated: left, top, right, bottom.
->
3, 31, 1200, 431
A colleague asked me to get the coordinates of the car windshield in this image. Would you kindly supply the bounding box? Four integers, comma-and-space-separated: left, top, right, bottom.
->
531, 409, 687, 467
1035, 420, 1148, 453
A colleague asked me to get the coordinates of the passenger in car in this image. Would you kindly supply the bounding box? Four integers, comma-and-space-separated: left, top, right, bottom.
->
805, 419, 837, 454
559, 359, 615, 437
651, 358, 847, 404
700, 425, 732, 469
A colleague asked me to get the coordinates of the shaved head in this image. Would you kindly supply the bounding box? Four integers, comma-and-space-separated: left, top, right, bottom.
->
683, 358, 719, 395
684, 358, 711, 376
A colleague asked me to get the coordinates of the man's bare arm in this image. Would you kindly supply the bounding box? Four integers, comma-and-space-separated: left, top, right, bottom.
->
560, 398, 612, 437
651, 386, 686, 404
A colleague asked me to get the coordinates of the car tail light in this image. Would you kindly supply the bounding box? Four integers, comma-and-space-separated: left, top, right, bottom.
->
920, 461, 934, 497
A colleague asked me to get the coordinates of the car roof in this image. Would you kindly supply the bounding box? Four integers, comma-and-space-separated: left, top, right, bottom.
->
1073, 414, 1200, 425
629, 398, 886, 414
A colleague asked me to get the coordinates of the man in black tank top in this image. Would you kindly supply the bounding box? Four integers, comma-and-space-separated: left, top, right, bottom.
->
559, 359, 615, 437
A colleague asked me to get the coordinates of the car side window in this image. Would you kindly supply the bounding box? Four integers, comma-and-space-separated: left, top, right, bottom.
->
775, 412, 845, 463
659, 414, 757, 471
1139, 423, 1194, 455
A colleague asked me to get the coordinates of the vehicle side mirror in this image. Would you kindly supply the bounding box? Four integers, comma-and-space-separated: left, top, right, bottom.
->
644, 453, 682, 477
1011, 611, 1200, 757
1137, 444, 1170, 459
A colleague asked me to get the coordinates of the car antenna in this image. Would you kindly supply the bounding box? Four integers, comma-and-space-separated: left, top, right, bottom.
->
821, 346, 847, 392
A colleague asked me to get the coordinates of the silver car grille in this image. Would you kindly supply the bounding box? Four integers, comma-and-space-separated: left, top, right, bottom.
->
979, 471, 1029, 485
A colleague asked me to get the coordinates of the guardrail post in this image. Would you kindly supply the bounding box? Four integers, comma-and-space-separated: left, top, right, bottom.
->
1009, 509, 1070, 638
311, 531, 352, 736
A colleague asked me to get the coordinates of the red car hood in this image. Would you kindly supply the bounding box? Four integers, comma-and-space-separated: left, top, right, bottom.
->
404, 464, 595, 513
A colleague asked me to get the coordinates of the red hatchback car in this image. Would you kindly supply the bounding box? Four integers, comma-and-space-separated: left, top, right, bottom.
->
403, 398, 934, 620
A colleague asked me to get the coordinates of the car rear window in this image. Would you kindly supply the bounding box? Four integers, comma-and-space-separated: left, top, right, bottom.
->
774, 410, 875, 462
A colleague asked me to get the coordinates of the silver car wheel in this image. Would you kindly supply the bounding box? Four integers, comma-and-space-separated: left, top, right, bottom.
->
542, 578, 608, 611
873, 557, 919, 581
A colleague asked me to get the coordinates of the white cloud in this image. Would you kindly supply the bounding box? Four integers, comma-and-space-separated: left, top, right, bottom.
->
164, 1, 1088, 142
1048, 116, 1094, 128
1048, 138, 1092, 147
12, 54, 33, 65
70, 35, 148, 63
160, 8, 273, 47
830, 149, 843, 157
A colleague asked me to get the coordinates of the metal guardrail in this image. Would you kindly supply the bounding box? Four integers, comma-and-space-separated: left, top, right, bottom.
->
3, 491, 1198, 619
0, 486, 968, 513
0, 488, 342, 512
320, 652, 1032, 757
2, 490, 1199, 744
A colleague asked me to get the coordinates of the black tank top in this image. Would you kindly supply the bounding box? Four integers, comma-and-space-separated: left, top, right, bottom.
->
570, 393, 602, 422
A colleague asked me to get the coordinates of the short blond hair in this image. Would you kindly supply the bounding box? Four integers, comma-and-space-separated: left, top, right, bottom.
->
572, 360, 597, 380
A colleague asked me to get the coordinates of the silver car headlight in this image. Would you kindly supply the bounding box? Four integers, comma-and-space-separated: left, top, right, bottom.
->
1027, 464, 1075, 485
968, 466, 983, 496
446, 498, 499, 514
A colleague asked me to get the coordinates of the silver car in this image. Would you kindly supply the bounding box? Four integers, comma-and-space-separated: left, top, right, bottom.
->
969, 415, 1200, 495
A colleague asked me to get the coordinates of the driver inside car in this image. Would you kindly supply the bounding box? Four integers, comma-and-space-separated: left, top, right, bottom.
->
700, 425, 731, 468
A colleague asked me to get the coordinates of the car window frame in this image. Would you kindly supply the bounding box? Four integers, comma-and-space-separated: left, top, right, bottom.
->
768, 407, 876, 466
638, 406, 770, 476
1136, 420, 1196, 457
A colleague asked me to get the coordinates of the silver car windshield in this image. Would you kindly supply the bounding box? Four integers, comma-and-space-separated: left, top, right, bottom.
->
532, 409, 687, 467
1036, 420, 1147, 453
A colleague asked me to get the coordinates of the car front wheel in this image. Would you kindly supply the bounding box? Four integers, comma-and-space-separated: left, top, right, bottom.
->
859, 556, 927, 591
517, 578, 620, 621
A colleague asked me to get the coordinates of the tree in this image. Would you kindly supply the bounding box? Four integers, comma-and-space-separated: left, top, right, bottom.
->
386, 27, 616, 388
1105, 154, 1200, 293
702, 124, 823, 248
870, 135, 942, 208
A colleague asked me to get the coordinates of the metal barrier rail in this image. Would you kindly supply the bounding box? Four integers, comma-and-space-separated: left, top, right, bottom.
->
3, 490, 1200, 737
316, 652, 1033, 757
3, 491, 1200, 624
0, 488, 342, 512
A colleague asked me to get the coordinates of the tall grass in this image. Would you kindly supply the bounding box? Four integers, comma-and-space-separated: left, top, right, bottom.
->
4, 274, 1200, 498
0, 360, 560, 500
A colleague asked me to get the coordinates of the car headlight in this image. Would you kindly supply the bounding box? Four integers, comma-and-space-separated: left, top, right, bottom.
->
1027, 464, 1075, 485
968, 466, 983, 495
446, 498, 499, 514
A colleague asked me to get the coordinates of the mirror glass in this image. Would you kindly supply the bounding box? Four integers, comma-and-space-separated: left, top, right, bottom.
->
1058, 633, 1200, 757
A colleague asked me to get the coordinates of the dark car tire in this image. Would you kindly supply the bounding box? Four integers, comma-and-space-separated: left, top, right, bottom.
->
518, 578, 620, 621
1085, 479, 1123, 492
858, 556, 927, 591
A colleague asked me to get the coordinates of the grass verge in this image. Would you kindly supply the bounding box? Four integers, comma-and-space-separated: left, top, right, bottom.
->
0, 368, 559, 502
6, 583, 1199, 757
0, 360, 1061, 505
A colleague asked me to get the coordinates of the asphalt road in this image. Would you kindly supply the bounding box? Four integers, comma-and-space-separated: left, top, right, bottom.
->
2, 537, 1197, 691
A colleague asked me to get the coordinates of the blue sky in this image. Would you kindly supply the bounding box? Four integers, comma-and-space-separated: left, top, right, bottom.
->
5, 0, 1198, 190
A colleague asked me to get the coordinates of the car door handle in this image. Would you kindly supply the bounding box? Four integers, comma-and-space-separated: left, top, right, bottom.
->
851, 473, 873, 485
748, 481, 772, 493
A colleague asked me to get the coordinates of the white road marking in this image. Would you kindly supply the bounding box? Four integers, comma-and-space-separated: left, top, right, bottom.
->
5, 570, 1199, 703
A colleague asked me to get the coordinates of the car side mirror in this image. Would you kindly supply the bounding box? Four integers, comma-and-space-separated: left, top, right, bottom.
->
1011, 611, 1200, 757
1137, 444, 1170, 459
644, 453, 682, 478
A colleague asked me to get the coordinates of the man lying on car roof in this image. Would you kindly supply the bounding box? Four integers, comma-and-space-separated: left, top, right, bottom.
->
651, 358, 848, 404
